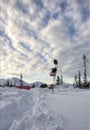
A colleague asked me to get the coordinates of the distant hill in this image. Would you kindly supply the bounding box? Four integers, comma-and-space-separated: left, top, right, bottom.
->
0, 77, 45, 88
0, 78, 7, 86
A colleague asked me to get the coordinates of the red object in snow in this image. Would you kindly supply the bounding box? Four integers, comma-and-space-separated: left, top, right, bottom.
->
16, 86, 30, 90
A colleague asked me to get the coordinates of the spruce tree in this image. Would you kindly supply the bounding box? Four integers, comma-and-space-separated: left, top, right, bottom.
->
83, 54, 88, 88
56, 75, 60, 85
7, 79, 9, 87
78, 71, 81, 88
20, 73, 23, 86
74, 75, 77, 87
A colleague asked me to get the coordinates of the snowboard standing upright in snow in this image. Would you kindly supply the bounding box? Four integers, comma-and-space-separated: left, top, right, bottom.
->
49, 59, 58, 93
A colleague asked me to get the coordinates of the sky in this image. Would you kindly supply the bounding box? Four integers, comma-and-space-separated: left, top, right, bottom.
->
0, 0, 90, 84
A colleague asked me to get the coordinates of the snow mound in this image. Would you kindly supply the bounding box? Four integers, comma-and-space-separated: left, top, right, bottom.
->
0, 87, 66, 130
0, 86, 89, 130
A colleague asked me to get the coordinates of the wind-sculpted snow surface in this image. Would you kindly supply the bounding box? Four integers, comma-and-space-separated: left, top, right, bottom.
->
0, 87, 66, 130
0, 86, 89, 130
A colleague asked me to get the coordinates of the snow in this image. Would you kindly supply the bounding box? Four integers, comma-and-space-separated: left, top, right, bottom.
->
0, 85, 90, 130
47, 87, 90, 130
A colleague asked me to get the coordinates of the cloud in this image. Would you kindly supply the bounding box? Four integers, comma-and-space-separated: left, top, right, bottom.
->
0, 0, 89, 83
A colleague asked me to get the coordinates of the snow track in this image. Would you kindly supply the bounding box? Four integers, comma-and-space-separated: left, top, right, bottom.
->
0, 86, 89, 130
0, 87, 66, 130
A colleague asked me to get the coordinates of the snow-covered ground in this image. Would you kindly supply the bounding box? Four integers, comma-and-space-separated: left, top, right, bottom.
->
0, 86, 90, 130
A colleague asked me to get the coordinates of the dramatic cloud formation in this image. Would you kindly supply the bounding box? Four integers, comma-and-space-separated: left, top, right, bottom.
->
0, 0, 90, 83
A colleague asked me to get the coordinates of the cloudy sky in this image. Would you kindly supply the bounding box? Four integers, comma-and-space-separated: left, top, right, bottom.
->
0, 0, 90, 83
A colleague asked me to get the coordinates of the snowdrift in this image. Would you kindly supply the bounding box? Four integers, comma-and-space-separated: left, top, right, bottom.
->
0, 85, 89, 130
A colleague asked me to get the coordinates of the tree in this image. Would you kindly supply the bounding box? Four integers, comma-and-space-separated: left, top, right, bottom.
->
31, 83, 35, 88
74, 75, 78, 87
7, 79, 10, 87
60, 69, 63, 85
83, 54, 88, 88
20, 73, 23, 86
56, 75, 60, 85
78, 71, 82, 88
